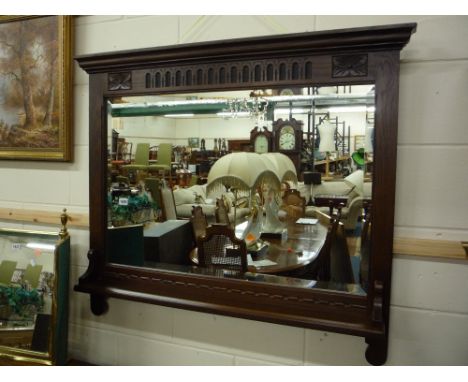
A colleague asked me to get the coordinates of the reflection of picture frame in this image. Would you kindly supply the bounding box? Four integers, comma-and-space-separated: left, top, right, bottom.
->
188, 137, 199, 148
0, 16, 73, 161
354, 135, 365, 151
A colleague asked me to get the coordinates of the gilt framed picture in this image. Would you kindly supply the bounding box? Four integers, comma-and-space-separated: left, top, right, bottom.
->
0, 16, 73, 161
188, 137, 199, 148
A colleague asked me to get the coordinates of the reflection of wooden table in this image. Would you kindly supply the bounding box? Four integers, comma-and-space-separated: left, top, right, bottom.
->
190, 221, 327, 274
314, 194, 349, 216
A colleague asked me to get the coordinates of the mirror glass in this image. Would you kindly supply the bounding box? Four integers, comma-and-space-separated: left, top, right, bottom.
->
0, 231, 56, 354
105, 85, 374, 295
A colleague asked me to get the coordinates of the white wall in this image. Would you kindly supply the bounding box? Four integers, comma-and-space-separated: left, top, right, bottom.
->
0, 15, 467, 365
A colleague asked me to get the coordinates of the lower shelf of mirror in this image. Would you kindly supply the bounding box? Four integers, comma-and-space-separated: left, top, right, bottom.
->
75, 277, 385, 340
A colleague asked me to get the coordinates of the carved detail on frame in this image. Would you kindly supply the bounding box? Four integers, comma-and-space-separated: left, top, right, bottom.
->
371, 280, 384, 323
104, 270, 366, 310
108, 72, 132, 90
143, 57, 313, 90
332, 54, 368, 78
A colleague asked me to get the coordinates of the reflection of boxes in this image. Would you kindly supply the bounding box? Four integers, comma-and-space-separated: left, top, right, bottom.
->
144, 220, 193, 265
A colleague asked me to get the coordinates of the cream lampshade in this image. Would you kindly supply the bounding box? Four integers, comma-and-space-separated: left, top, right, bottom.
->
344, 169, 364, 196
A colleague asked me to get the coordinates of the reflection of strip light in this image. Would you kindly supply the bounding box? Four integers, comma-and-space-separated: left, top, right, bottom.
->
328, 106, 375, 113
26, 243, 55, 251
217, 112, 251, 118
275, 108, 310, 114
164, 114, 195, 118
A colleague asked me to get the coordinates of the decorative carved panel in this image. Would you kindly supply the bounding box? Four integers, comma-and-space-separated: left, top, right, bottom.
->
143, 57, 314, 90
108, 72, 132, 90
332, 54, 368, 78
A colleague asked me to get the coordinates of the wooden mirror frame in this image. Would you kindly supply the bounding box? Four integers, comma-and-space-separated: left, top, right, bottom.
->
74, 23, 416, 365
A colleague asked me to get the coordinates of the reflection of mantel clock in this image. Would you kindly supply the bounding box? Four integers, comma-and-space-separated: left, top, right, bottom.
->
273, 118, 303, 171
250, 126, 273, 154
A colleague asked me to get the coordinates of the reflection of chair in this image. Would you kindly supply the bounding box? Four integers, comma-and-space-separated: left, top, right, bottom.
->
215, 198, 231, 227
107, 224, 145, 266
0, 260, 17, 286
197, 224, 247, 272
281, 189, 306, 222
148, 143, 173, 184
117, 140, 133, 161
190, 205, 208, 241
144, 177, 163, 211
290, 209, 354, 283
23, 264, 43, 289
122, 143, 150, 181
158, 181, 177, 221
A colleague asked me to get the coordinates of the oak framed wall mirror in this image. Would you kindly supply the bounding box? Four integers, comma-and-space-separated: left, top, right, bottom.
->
75, 24, 416, 365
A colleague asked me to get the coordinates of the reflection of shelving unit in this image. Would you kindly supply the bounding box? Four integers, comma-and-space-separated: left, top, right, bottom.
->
314, 155, 351, 180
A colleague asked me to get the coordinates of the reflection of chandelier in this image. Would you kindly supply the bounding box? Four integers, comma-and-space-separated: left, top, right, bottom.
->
220, 98, 268, 120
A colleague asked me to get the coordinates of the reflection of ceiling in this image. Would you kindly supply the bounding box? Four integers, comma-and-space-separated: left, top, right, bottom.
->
109, 86, 375, 118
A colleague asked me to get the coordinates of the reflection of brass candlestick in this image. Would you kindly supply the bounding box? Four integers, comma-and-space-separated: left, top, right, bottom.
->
59, 208, 70, 239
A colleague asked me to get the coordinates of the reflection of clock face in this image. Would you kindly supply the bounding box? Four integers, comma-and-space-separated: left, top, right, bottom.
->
254, 134, 269, 153
279, 125, 296, 150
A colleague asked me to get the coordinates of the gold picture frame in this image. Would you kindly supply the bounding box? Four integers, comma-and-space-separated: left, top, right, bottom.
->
0, 16, 73, 161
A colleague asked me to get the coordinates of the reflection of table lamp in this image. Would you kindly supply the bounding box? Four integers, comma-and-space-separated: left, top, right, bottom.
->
207, 152, 280, 239
318, 120, 336, 179
260, 153, 298, 234
344, 169, 364, 197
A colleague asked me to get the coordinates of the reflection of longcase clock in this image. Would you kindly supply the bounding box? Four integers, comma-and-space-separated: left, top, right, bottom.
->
273, 118, 303, 172
250, 126, 273, 154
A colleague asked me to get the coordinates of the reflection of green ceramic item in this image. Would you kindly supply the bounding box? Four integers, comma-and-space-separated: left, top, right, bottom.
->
0, 285, 44, 318
352, 148, 366, 166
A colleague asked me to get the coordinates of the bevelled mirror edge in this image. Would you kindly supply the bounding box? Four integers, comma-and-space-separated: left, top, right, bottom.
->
74, 23, 417, 365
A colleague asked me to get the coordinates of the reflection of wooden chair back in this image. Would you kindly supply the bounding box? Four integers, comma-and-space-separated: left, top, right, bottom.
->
215, 198, 231, 227
330, 215, 355, 284
197, 224, 247, 272
190, 206, 208, 241
312, 213, 340, 281
117, 140, 133, 161
144, 177, 163, 209
298, 209, 354, 283
281, 189, 306, 222
159, 181, 177, 221
23, 264, 43, 289
0, 260, 17, 285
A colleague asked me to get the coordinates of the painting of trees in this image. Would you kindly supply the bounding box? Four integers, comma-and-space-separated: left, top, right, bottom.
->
0, 16, 72, 161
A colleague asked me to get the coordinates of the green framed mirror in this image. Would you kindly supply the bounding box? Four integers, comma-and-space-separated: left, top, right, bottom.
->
0, 222, 70, 366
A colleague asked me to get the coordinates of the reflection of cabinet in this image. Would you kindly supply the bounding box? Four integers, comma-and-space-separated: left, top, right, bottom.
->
0, 215, 70, 365
228, 139, 251, 152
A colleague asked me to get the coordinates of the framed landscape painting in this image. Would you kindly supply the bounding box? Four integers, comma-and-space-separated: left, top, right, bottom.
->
0, 16, 73, 161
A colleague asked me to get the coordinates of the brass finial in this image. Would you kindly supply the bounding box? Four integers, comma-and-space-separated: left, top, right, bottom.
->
59, 208, 69, 239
